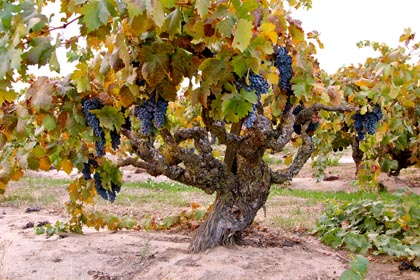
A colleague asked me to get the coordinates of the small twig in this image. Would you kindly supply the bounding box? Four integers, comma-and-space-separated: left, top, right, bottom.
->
41, 16, 82, 34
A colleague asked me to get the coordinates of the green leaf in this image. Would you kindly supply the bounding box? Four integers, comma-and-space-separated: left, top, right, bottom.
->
35, 226, 45, 235
81, 0, 117, 33
195, 0, 210, 17
120, 216, 137, 229
42, 114, 57, 131
232, 19, 253, 52
25, 37, 55, 66
126, 0, 146, 18
199, 58, 233, 85
216, 15, 236, 37
237, 0, 259, 18
165, 8, 182, 39
231, 55, 248, 77
49, 50, 60, 73
146, 0, 165, 27
161, 215, 180, 229
222, 88, 255, 123
340, 270, 363, 280
91, 106, 125, 131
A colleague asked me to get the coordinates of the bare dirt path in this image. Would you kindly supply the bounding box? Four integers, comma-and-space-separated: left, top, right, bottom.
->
1, 156, 420, 280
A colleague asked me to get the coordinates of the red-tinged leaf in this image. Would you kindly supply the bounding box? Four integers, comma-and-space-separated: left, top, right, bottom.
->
26, 77, 54, 112
289, 19, 305, 44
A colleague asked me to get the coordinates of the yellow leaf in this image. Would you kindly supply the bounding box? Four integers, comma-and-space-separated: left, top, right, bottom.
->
10, 169, 24, 181
389, 84, 400, 99
119, 85, 135, 107
260, 22, 278, 44
267, 66, 279, 85
288, 20, 304, 44
0, 181, 7, 194
354, 78, 374, 88
39, 157, 52, 171
61, 159, 74, 175
284, 154, 293, 165
232, 19, 253, 52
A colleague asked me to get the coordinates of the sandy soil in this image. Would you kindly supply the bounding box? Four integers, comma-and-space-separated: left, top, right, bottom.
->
1, 155, 420, 280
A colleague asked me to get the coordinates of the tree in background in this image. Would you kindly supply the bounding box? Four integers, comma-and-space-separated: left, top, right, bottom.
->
0, 0, 384, 252
312, 29, 420, 189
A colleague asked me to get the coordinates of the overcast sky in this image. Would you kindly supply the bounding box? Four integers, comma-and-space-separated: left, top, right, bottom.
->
292, 0, 420, 73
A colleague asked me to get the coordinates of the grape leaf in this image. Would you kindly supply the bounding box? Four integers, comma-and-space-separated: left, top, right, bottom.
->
81, 0, 117, 33
91, 106, 125, 131
199, 58, 233, 86
42, 114, 56, 131
26, 77, 54, 112
145, 0, 164, 27
232, 19, 253, 52
126, 0, 146, 18
222, 88, 256, 123
25, 37, 55, 66
216, 16, 236, 37
195, 0, 210, 17
165, 8, 182, 39
260, 22, 278, 44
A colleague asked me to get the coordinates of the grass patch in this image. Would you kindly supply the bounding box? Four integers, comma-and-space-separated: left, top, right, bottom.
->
263, 154, 283, 165
123, 179, 202, 193
266, 187, 419, 231
0, 176, 70, 206
270, 187, 415, 205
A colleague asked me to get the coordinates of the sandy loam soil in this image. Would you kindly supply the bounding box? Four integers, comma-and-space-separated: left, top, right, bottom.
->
1, 156, 420, 280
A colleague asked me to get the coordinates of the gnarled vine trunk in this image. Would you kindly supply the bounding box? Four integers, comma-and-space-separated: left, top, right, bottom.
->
120, 105, 351, 253
189, 160, 272, 253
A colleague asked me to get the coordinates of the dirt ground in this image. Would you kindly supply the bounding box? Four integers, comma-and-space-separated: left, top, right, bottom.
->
1, 154, 420, 280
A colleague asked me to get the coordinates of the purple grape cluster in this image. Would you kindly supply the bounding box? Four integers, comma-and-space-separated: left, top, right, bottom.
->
274, 47, 294, 112
134, 94, 168, 136
352, 104, 383, 140
274, 47, 293, 91
81, 158, 99, 180
243, 104, 257, 129
82, 98, 106, 157
154, 97, 169, 128
235, 71, 270, 97
93, 172, 121, 202
292, 104, 319, 135
236, 71, 270, 128
110, 129, 121, 150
